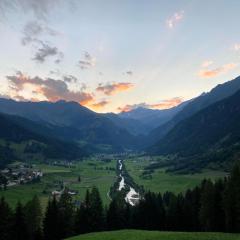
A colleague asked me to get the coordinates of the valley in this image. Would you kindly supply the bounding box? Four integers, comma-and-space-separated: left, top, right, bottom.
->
0, 154, 226, 209
1, 2, 240, 239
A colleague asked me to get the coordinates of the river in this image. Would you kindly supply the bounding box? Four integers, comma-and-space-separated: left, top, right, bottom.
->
117, 159, 140, 206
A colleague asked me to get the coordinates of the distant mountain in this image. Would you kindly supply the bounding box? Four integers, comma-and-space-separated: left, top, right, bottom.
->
148, 75, 240, 145
0, 99, 140, 152
118, 101, 189, 133
104, 113, 150, 136
0, 113, 85, 168
149, 89, 240, 172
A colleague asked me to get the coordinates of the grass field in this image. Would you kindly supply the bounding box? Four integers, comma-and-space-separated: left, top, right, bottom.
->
0, 158, 117, 208
0, 156, 228, 209
125, 157, 227, 193
66, 230, 240, 240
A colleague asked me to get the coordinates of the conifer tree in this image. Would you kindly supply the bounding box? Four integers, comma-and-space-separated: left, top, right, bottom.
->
43, 197, 60, 240
199, 180, 217, 231
12, 202, 28, 240
24, 195, 43, 240
88, 186, 104, 232
223, 164, 240, 232
58, 190, 75, 238
0, 197, 13, 240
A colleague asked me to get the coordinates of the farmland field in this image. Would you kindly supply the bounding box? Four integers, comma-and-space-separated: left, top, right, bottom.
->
0, 158, 117, 208
0, 156, 228, 209
124, 157, 227, 193
66, 230, 240, 240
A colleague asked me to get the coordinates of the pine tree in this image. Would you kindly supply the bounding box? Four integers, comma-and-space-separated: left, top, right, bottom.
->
88, 186, 104, 232
223, 164, 240, 232
74, 189, 92, 234
43, 197, 60, 240
156, 193, 165, 230
0, 197, 13, 240
107, 198, 119, 230
12, 202, 28, 240
199, 180, 217, 231
58, 190, 75, 238
107, 192, 126, 230
214, 179, 225, 231
24, 195, 43, 240
165, 192, 178, 230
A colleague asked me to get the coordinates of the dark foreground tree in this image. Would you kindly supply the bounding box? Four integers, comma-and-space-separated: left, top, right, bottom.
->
58, 190, 75, 238
43, 196, 60, 240
0, 197, 13, 240
12, 202, 28, 240
24, 195, 43, 240
223, 164, 240, 232
88, 186, 104, 232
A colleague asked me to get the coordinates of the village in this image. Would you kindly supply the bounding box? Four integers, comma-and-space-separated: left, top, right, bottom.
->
0, 163, 43, 190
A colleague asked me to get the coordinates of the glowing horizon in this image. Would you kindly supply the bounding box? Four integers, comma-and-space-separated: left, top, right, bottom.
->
0, 0, 240, 113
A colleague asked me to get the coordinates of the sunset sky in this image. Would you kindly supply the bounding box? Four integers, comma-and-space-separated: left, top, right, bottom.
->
0, 0, 240, 112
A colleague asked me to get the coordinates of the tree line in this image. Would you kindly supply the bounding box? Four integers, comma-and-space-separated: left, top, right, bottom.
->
1, 164, 240, 240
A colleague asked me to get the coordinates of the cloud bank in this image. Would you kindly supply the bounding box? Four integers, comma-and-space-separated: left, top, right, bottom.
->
199, 63, 237, 78
6, 71, 93, 105
96, 82, 134, 95
118, 97, 183, 112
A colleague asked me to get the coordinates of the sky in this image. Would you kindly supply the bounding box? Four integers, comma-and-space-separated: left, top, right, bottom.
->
0, 0, 240, 113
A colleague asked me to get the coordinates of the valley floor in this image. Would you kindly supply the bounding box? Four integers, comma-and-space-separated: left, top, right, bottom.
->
66, 230, 240, 240
125, 156, 227, 193
0, 155, 227, 209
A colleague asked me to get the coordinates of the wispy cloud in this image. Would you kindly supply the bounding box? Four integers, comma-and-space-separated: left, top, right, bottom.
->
198, 63, 237, 78
125, 71, 133, 76
201, 60, 213, 68
22, 21, 59, 45
63, 75, 77, 83
118, 97, 183, 112
21, 21, 63, 64
6, 71, 93, 105
166, 10, 184, 29
233, 43, 240, 51
96, 82, 134, 96
0, 0, 60, 20
33, 42, 63, 63
78, 51, 96, 70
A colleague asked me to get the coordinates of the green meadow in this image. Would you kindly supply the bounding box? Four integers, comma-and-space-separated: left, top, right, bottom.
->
0, 156, 228, 209
0, 159, 117, 208
125, 157, 227, 193
66, 230, 240, 240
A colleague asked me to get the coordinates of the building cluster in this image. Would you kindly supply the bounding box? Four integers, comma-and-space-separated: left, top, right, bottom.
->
0, 164, 43, 188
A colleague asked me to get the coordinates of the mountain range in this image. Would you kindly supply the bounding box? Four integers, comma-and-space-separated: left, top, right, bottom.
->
1, 75, 240, 171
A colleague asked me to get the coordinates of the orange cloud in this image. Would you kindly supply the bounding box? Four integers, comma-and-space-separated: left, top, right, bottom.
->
198, 63, 237, 78
96, 82, 134, 95
118, 97, 184, 112
166, 11, 184, 29
89, 100, 109, 110
6, 71, 94, 105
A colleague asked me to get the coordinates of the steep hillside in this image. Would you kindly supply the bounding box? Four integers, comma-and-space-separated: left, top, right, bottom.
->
0, 99, 140, 151
148, 76, 240, 145
0, 113, 85, 168
149, 89, 240, 172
